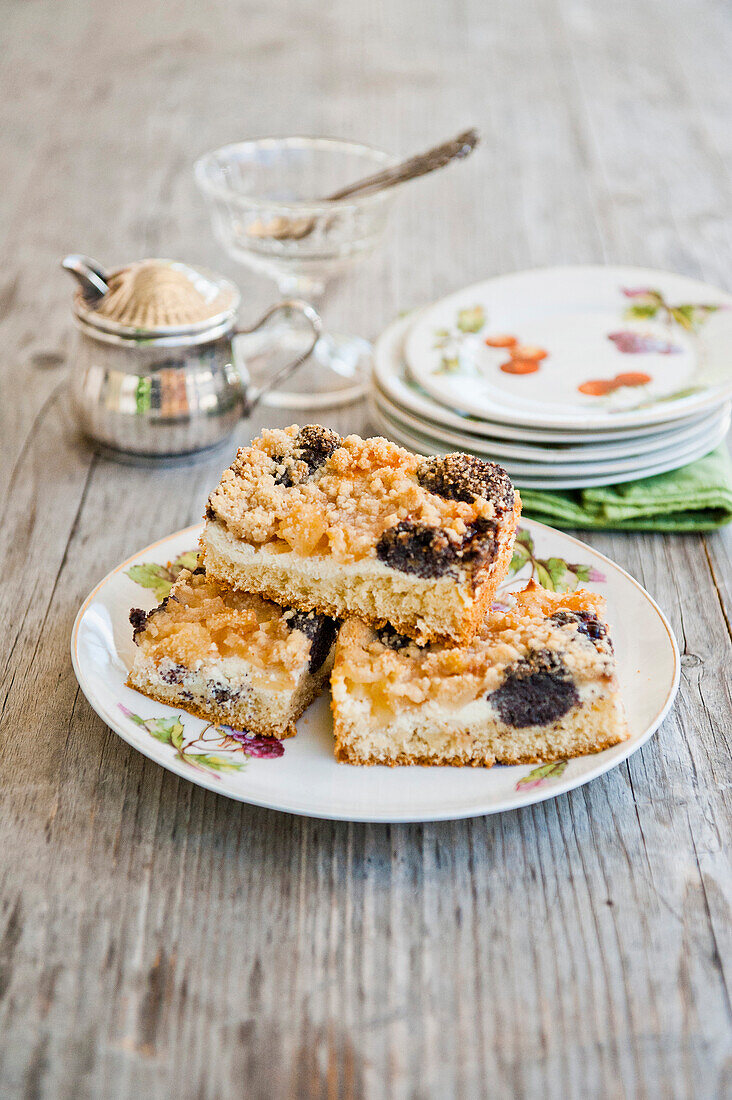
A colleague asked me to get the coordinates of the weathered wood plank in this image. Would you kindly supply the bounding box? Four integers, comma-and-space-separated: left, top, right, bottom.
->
1, 0, 731, 1096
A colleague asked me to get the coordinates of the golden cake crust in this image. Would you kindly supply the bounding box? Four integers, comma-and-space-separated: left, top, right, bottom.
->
333, 723, 625, 767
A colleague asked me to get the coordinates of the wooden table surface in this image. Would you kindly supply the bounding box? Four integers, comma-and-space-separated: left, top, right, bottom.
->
2, 0, 731, 1096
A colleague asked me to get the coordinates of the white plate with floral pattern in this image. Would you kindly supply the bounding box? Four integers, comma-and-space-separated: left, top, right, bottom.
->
405, 267, 732, 430
369, 389, 731, 472
368, 399, 730, 488
371, 376, 730, 464
374, 311, 720, 445
71, 522, 679, 823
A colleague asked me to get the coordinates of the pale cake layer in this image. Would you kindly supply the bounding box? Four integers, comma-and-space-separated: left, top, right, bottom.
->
127, 567, 337, 738
203, 425, 521, 644
331, 581, 629, 767
333, 695, 626, 767
128, 650, 333, 739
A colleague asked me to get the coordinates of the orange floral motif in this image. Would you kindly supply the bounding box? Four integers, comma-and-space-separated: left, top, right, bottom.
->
485, 334, 549, 375
484, 334, 518, 348
579, 372, 652, 397
613, 372, 653, 387
578, 380, 615, 396
500, 359, 540, 375
512, 345, 548, 361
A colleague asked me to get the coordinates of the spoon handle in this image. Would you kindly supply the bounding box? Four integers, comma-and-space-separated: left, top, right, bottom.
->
326, 128, 479, 202
61, 255, 110, 303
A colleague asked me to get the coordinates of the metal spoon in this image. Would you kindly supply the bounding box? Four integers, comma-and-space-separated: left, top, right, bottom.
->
246, 128, 479, 241
61, 255, 111, 304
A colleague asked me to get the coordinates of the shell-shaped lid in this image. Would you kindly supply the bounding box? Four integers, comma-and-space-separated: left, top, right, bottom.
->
74, 259, 239, 337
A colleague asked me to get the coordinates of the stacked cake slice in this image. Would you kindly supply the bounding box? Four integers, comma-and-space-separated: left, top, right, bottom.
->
202, 425, 521, 644
330, 582, 628, 766
128, 424, 628, 764
127, 565, 337, 739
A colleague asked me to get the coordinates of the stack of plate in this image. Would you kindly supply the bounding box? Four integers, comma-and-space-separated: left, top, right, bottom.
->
370, 266, 732, 489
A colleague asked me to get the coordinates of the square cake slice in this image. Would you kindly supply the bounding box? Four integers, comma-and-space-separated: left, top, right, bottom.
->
201, 425, 521, 644
330, 581, 629, 766
127, 566, 338, 738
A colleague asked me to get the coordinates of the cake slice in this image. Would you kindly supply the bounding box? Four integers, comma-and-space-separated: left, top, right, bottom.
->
201, 425, 521, 644
127, 566, 337, 738
330, 581, 629, 766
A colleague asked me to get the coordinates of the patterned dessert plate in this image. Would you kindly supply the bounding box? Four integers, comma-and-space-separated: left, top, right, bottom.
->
368, 398, 731, 487
369, 387, 731, 466
374, 311, 721, 444
405, 266, 732, 430
71, 522, 680, 823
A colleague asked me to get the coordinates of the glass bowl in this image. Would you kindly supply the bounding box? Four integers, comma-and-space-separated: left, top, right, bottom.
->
195, 137, 399, 409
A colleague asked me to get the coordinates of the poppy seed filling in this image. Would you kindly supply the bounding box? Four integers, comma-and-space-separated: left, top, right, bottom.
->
130, 598, 171, 643
273, 425, 343, 487
550, 609, 610, 649
376, 624, 417, 651
490, 649, 580, 728
375, 517, 498, 581
284, 609, 339, 672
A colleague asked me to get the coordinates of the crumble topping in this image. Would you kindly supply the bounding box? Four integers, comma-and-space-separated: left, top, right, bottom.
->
335, 582, 615, 715
205, 425, 518, 567
130, 568, 314, 679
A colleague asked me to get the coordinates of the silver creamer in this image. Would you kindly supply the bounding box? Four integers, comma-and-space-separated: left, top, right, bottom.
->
62, 256, 320, 460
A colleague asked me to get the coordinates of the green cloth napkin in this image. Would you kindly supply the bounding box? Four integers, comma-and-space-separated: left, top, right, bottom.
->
519, 446, 732, 531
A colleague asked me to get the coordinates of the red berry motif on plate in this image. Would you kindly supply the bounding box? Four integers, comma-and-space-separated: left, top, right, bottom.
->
485, 336, 549, 375
578, 372, 652, 397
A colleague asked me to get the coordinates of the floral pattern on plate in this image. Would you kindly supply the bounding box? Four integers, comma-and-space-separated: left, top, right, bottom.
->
125, 550, 199, 600
433, 304, 486, 373
504, 528, 606, 593
621, 286, 720, 331
515, 760, 569, 790
574, 288, 721, 402
409, 266, 731, 429
118, 706, 285, 777
434, 285, 721, 412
